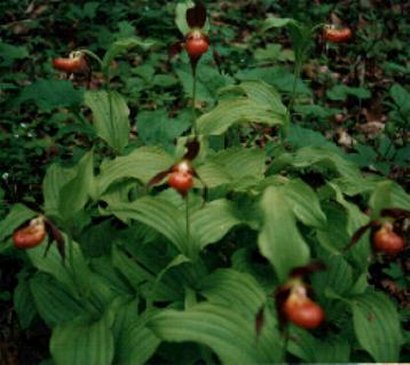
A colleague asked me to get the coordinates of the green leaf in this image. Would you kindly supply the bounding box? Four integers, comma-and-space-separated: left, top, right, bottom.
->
312, 255, 353, 296
211, 147, 266, 183
352, 291, 402, 362
16, 79, 84, 111
43, 163, 77, 218
282, 179, 327, 228
113, 300, 160, 365
112, 248, 182, 301
149, 302, 282, 364
102, 37, 155, 76
84, 90, 130, 153
137, 109, 190, 147
262, 16, 297, 31
200, 269, 266, 317
29, 274, 85, 327
0, 42, 29, 67
27, 236, 91, 296
58, 150, 94, 220
327, 85, 371, 101
258, 186, 310, 282
390, 83, 410, 112
191, 199, 241, 251
195, 161, 232, 188
271, 146, 361, 179
288, 328, 351, 362
107, 196, 189, 255
14, 275, 37, 329
369, 180, 410, 217
50, 314, 114, 365
97, 146, 174, 196
197, 81, 287, 136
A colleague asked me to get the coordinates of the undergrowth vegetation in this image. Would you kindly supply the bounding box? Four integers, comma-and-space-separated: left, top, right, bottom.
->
0, 1, 409, 364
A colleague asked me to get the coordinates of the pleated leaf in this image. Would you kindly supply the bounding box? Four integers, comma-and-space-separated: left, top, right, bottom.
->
258, 186, 310, 282
288, 327, 350, 363
200, 269, 266, 318
29, 274, 84, 327
196, 81, 286, 136
58, 150, 94, 220
43, 163, 76, 218
195, 161, 232, 188
108, 197, 188, 255
272, 146, 361, 179
27, 236, 91, 295
369, 180, 410, 217
149, 302, 282, 364
14, 275, 37, 329
97, 146, 174, 195
212, 147, 266, 182
197, 98, 285, 136
84, 90, 130, 153
218, 80, 287, 114
112, 247, 181, 301
50, 314, 114, 365
312, 255, 353, 296
191, 199, 241, 251
102, 37, 154, 76
282, 178, 327, 228
352, 291, 402, 362
113, 300, 160, 365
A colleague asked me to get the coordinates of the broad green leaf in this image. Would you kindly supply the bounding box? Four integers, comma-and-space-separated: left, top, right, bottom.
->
282, 179, 327, 228
197, 98, 284, 135
0, 204, 36, 243
149, 302, 282, 364
84, 90, 130, 153
195, 161, 232, 188
43, 163, 77, 218
262, 16, 297, 31
316, 202, 351, 254
200, 269, 266, 318
102, 37, 155, 76
352, 291, 402, 362
112, 247, 182, 301
294, 147, 361, 179
59, 150, 94, 220
288, 327, 350, 362
97, 146, 174, 195
50, 314, 114, 365
14, 275, 37, 329
211, 147, 266, 182
390, 83, 410, 113
329, 183, 371, 268
137, 109, 190, 147
16, 79, 84, 111
218, 80, 287, 115
29, 273, 84, 327
191, 199, 241, 251
27, 236, 91, 296
369, 180, 410, 217
0, 42, 29, 67
327, 85, 371, 101
107, 196, 188, 255
258, 186, 310, 282
113, 299, 160, 365
197, 81, 286, 136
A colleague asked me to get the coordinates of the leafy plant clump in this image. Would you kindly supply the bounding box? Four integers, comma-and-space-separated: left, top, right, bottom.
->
1, 1, 409, 364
